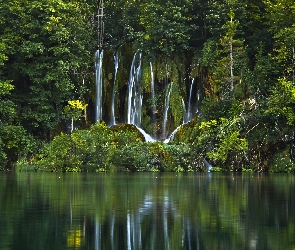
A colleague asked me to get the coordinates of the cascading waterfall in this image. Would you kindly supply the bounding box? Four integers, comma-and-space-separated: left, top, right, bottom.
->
150, 62, 156, 123
127, 51, 142, 126
165, 78, 196, 143
109, 49, 119, 126
183, 78, 194, 124
95, 49, 103, 123
187, 79, 194, 123
163, 124, 182, 143
126, 51, 156, 141
94, 49, 199, 142
162, 82, 173, 139
137, 127, 156, 142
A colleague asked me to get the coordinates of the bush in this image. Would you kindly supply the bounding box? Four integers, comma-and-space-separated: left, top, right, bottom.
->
269, 150, 295, 173
0, 125, 38, 170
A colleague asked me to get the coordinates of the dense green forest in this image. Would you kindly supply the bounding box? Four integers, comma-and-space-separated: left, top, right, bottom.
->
0, 0, 295, 172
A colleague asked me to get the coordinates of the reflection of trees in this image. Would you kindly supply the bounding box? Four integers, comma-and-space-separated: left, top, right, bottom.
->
1, 173, 295, 249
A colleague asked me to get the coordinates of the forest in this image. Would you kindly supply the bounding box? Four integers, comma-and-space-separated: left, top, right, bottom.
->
0, 0, 295, 172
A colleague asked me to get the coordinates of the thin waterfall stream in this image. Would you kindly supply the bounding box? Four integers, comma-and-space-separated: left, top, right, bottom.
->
109, 49, 119, 126
162, 83, 173, 139
94, 49, 103, 123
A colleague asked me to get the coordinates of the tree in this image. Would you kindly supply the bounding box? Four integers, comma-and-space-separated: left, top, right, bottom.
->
0, 0, 96, 140
63, 100, 88, 133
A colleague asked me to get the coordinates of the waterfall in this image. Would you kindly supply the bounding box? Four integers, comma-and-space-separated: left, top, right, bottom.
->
163, 83, 173, 139
183, 78, 194, 123
204, 158, 213, 172
109, 49, 119, 126
163, 124, 182, 143
137, 127, 156, 142
127, 51, 142, 126
95, 49, 103, 123
150, 62, 156, 122
165, 78, 196, 142
187, 79, 194, 122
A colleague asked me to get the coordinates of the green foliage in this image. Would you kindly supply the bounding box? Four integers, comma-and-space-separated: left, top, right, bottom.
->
0, 0, 96, 138
270, 149, 295, 173
198, 116, 248, 164
111, 142, 153, 171
246, 43, 279, 98
31, 123, 145, 172
265, 0, 295, 78
34, 123, 115, 172
0, 125, 38, 169
267, 78, 295, 125
29, 122, 205, 172
0, 80, 16, 124
162, 143, 198, 172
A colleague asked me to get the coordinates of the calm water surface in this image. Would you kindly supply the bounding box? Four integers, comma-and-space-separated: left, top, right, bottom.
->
0, 172, 294, 249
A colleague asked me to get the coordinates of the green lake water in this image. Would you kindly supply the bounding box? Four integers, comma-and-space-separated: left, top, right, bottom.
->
0, 172, 294, 249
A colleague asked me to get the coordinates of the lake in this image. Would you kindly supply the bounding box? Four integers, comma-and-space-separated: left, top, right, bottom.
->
0, 172, 294, 249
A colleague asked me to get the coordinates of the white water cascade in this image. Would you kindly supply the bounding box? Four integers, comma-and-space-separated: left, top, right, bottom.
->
162, 83, 173, 139
184, 79, 194, 123
94, 49, 103, 123
204, 158, 213, 172
137, 127, 156, 142
126, 52, 156, 142
127, 51, 143, 126
164, 78, 196, 143
150, 62, 156, 122
94, 49, 200, 142
109, 49, 119, 126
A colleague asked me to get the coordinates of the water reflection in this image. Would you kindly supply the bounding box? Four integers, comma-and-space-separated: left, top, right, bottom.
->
0, 173, 295, 249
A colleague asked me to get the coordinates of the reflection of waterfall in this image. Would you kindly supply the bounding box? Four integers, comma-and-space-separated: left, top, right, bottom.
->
95, 216, 101, 250
127, 212, 131, 250
109, 49, 119, 126
95, 49, 103, 123
127, 51, 142, 126
163, 83, 173, 138
124, 194, 180, 249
